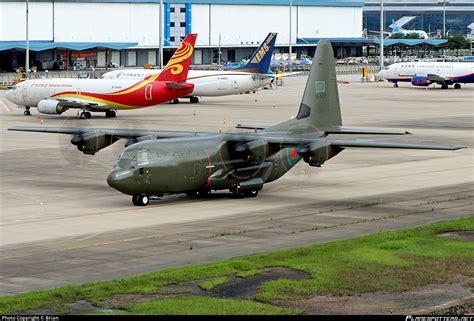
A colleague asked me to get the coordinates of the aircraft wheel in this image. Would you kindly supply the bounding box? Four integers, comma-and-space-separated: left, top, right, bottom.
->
441, 84, 449, 89
190, 97, 199, 104
393, 83, 398, 88
24, 110, 31, 116
170, 99, 179, 104
454, 83, 461, 89
244, 190, 259, 198
80, 111, 92, 119
105, 110, 117, 118
186, 191, 198, 198
196, 190, 210, 198
133, 195, 149, 206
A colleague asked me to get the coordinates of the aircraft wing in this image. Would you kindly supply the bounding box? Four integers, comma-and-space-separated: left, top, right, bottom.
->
8, 126, 464, 154
53, 98, 107, 111
327, 139, 463, 150
8, 126, 201, 140
427, 74, 448, 84
235, 125, 411, 135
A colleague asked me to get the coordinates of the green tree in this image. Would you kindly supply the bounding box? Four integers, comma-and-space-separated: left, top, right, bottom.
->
389, 32, 404, 39
446, 35, 470, 56
404, 32, 423, 39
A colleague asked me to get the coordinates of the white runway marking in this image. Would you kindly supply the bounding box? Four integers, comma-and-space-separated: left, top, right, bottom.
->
0, 101, 15, 113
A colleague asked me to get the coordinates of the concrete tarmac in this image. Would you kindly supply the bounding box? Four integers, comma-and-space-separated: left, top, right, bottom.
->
0, 77, 472, 295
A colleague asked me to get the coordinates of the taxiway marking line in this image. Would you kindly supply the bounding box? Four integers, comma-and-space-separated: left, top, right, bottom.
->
0, 101, 14, 113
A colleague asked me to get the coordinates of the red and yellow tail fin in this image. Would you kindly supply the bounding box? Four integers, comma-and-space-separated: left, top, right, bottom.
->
156, 33, 197, 83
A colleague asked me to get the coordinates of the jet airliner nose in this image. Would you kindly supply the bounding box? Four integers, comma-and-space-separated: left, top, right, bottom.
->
5, 89, 13, 102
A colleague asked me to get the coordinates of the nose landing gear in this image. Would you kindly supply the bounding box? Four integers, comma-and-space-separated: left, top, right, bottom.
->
132, 195, 149, 206
24, 107, 31, 116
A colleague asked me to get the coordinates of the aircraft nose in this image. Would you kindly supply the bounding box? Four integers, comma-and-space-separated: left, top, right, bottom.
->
5, 90, 13, 102
107, 169, 135, 195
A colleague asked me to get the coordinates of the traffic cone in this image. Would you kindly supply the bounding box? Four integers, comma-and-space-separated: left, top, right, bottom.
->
223, 118, 228, 125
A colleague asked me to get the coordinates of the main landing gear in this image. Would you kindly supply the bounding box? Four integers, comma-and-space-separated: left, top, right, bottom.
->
105, 110, 117, 118
23, 107, 31, 116
454, 83, 461, 89
231, 185, 259, 199
393, 83, 399, 88
189, 97, 199, 104
80, 111, 92, 119
170, 99, 179, 104
441, 84, 449, 89
132, 195, 149, 206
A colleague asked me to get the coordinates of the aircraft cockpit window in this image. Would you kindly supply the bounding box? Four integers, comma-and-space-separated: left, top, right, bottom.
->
114, 149, 138, 169
8, 86, 17, 91
137, 149, 155, 166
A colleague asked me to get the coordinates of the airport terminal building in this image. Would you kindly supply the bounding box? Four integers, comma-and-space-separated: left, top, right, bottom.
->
0, 0, 364, 71
0, 0, 472, 71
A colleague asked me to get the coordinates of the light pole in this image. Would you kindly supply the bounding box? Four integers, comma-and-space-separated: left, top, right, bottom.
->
443, 0, 446, 37
379, 0, 384, 71
25, 0, 30, 78
159, 0, 163, 69
289, 0, 292, 72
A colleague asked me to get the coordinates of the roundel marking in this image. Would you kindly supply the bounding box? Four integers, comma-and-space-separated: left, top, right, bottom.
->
287, 147, 298, 165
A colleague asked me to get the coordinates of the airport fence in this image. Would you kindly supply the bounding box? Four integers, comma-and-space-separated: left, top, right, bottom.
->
0, 64, 381, 87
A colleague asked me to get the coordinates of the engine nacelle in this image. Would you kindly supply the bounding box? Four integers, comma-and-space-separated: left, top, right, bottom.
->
411, 76, 430, 86
71, 132, 118, 155
235, 140, 269, 163
37, 99, 67, 114
298, 141, 343, 167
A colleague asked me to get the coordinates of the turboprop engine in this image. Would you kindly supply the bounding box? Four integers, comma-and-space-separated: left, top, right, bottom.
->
235, 140, 270, 163
71, 132, 118, 155
297, 141, 343, 167
37, 100, 68, 114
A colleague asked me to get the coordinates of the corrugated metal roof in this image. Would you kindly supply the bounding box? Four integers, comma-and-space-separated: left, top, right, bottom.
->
21, 0, 364, 7
371, 38, 448, 46
298, 38, 448, 46
0, 41, 138, 51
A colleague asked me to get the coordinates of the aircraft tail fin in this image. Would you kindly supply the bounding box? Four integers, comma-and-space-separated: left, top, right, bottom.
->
156, 33, 197, 83
294, 40, 342, 130
233, 33, 277, 74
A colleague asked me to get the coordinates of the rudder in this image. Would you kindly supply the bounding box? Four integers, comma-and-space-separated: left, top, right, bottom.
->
295, 40, 342, 130
156, 33, 197, 83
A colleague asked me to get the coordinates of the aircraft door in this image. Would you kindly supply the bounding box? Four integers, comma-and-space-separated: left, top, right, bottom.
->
232, 79, 239, 90
145, 84, 153, 101
21, 86, 28, 104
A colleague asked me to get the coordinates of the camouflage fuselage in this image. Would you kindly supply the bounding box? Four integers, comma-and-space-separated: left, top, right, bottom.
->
107, 135, 301, 196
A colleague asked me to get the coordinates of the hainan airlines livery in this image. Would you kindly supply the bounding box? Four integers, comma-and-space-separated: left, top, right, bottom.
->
102, 33, 283, 103
5, 34, 197, 118
379, 61, 474, 89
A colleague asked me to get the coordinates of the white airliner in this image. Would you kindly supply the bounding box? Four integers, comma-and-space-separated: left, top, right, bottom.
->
102, 33, 287, 103
379, 62, 474, 89
369, 17, 431, 39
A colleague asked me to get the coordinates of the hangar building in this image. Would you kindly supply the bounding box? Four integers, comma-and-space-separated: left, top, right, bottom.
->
0, 0, 364, 71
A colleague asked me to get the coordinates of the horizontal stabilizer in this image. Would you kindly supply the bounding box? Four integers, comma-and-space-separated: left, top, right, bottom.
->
165, 82, 193, 90
329, 139, 464, 150
255, 72, 301, 79
325, 127, 411, 135
235, 124, 270, 130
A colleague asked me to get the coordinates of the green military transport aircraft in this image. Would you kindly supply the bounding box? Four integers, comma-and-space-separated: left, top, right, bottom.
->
9, 41, 464, 206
